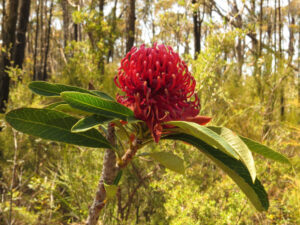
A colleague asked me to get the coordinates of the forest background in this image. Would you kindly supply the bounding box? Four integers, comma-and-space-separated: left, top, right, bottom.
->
0, 0, 299, 224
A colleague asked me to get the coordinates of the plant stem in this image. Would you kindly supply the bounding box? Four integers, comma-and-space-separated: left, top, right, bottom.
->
86, 124, 142, 225
86, 123, 118, 225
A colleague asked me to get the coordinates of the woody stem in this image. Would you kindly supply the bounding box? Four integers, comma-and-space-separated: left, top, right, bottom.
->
86, 124, 142, 225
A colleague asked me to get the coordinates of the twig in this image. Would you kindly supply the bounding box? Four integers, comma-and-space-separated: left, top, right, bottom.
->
235, 201, 247, 225
9, 131, 18, 225
123, 170, 154, 221
117, 138, 142, 169
117, 186, 123, 220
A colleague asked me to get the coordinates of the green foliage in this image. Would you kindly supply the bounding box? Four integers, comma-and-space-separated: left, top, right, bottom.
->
5, 108, 111, 148
71, 114, 113, 132
60, 91, 134, 120
208, 126, 256, 182
3, 71, 294, 224
5, 78, 292, 224
164, 133, 269, 212
239, 136, 291, 164
148, 151, 185, 174
166, 121, 240, 159
1, 3, 299, 223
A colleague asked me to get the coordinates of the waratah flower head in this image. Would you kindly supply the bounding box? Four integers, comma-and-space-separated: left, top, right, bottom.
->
115, 43, 210, 142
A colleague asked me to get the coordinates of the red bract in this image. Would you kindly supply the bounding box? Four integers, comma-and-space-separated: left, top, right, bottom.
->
115, 43, 211, 142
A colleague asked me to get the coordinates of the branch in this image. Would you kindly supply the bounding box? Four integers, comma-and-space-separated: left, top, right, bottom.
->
117, 138, 142, 169
86, 124, 118, 225
123, 170, 155, 221
86, 127, 142, 225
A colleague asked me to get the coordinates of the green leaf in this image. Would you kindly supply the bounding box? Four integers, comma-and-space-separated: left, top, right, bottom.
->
53, 104, 92, 116
208, 126, 256, 182
113, 170, 123, 185
61, 91, 134, 120
148, 151, 185, 174
164, 133, 269, 211
28, 81, 113, 102
104, 183, 118, 200
71, 115, 113, 132
90, 90, 115, 101
29, 81, 93, 97
239, 136, 291, 164
45, 101, 65, 109
5, 108, 111, 148
165, 121, 239, 160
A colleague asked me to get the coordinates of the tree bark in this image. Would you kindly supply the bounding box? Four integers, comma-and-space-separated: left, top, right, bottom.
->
231, 0, 244, 77
33, 0, 40, 80
1, 0, 6, 41
99, 0, 105, 15
259, 0, 263, 56
61, 0, 71, 48
288, 15, 295, 63
13, 0, 31, 69
126, 0, 135, 53
42, 0, 54, 81
86, 124, 142, 225
192, 0, 204, 59
107, 0, 118, 63
0, 0, 19, 113
278, 0, 285, 120
192, 0, 200, 58
86, 124, 118, 225
298, 21, 300, 104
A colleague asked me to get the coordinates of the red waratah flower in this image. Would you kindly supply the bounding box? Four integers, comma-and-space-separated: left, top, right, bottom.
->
114, 43, 211, 142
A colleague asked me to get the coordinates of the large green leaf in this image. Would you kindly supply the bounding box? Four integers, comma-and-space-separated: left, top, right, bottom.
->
208, 126, 256, 182
29, 81, 113, 100
164, 133, 269, 211
165, 121, 239, 159
5, 108, 111, 148
239, 136, 291, 164
71, 115, 113, 132
29, 81, 92, 96
148, 151, 185, 174
61, 91, 134, 121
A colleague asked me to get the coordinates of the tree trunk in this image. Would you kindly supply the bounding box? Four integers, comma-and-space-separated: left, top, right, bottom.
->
278, 0, 285, 120
13, 0, 31, 69
231, 0, 243, 77
99, 0, 105, 15
298, 22, 300, 104
33, 0, 40, 80
86, 124, 118, 225
1, 0, 6, 41
97, 0, 105, 74
288, 16, 295, 63
259, 0, 263, 56
192, 0, 204, 59
126, 0, 135, 53
42, 0, 54, 81
192, 0, 200, 59
107, 0, 118, 63
61, 0, 71, 48
0, 0, 19, 113
34, 0, 44, 80
274, 0, 277, 67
